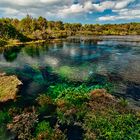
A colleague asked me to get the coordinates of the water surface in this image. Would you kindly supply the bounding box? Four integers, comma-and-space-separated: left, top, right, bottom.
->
0, 36, 140, 107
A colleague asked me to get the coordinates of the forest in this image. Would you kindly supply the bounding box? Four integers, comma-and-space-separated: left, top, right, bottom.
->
0, 15, 140, 46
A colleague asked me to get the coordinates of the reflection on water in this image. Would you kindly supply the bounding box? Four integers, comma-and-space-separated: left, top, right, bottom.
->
0, 37, 140, 106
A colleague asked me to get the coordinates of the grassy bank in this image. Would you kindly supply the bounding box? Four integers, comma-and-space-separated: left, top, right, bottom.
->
6, 39, 46, 47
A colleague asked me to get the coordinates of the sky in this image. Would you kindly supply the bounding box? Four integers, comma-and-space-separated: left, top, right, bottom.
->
0, 0, 140, 24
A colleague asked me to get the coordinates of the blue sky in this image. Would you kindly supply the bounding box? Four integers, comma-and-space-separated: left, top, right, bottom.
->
0, 0, 140, 24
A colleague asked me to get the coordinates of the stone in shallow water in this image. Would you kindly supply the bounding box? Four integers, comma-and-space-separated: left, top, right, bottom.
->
0, 74, 22, 102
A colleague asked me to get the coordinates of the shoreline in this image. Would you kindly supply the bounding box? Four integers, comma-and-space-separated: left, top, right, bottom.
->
0, 35, 140, 48
68, 35, 140, 42
5, 38, 66, 47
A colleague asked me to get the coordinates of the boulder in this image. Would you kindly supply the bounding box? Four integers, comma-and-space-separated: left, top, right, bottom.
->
0, 74, 22, 102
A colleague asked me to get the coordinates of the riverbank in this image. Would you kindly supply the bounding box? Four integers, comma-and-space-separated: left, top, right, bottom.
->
1, 35, 140, 48
6, 39, 46, 47
0, 38, 66, 48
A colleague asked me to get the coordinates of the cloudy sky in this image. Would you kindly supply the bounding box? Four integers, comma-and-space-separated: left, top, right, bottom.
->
0, 0, 140, 24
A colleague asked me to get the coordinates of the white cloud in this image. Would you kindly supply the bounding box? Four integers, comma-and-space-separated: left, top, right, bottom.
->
59, 0, 136, 17
60, 4, 84, 16
92, 1, 115, 12
98, 9, 140, 21
114, 0, 135, 9
0, 0, 138, 21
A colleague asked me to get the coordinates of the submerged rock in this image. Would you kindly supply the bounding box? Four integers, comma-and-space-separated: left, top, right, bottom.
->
0, 73, 22, 102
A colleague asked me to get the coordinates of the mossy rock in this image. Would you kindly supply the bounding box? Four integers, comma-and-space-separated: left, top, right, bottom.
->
0, 73, 22, 102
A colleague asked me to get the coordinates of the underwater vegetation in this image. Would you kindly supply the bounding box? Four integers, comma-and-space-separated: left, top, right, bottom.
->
2, 82, 139, 140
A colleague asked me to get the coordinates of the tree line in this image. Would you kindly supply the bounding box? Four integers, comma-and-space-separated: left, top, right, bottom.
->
0, 15, 140, 44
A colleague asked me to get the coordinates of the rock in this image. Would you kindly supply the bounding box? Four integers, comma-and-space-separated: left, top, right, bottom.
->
0, 74, 22, 102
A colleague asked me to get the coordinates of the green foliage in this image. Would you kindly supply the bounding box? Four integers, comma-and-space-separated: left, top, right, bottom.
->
119, 98, 129, 107
0, 110, 11, 124
1, 81, 139, 140
0, 20, 28, 42
54, 86, 140, 140
35, 121, 66, 140
48, 84, 92, 104
35, 121, 52, 135
84, 113, 140, 140
93, 82, 115, 93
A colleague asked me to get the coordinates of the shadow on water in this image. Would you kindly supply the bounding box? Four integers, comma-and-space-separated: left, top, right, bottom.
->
3, 46, 23, 62
114, 81, 140, 101
126, 82, 140, 101
60, 124, 83, 140
107, 72, 140, 104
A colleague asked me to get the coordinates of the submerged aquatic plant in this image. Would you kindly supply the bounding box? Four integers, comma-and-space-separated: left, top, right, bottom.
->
7, 111, 38, 140
119, 98, 129, 107
0, 110, 11, 124
36, 94, 53, 107
35, 121, 66, 140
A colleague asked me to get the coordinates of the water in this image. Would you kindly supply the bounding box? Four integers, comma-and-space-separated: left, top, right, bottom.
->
0, 36, 140, 107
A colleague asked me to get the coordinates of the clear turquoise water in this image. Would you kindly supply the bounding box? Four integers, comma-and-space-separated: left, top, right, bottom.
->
0, 37, 140, 105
